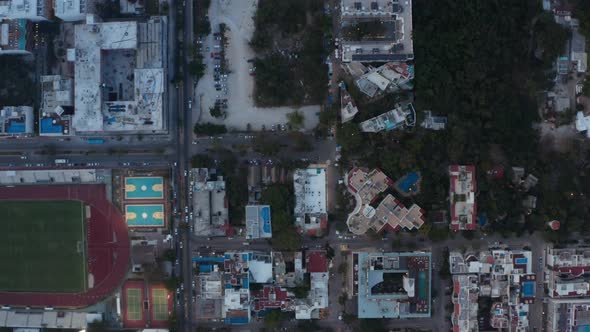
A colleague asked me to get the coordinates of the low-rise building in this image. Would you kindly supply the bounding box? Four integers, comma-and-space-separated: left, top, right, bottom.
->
245, 205, 272, 240
39, 75, 74, 136
355, 62, 413, 98
295, 250, 329, 320
0, 18, 32, 54
192, 168, 229, 237
0, 0, 53, 21
340, 82, 359, 123
449, 165, 477, 231
359, 103, 416, 133
452, 274, 479, 332
449, 249, 534, 332
353, 251, 431, 319
339, 0, 413, 63
345, 167, 425, 235
293, 166, 328, 237
0, 105, 33, 136
546, 246, 590, 298
420, 110, 447, 130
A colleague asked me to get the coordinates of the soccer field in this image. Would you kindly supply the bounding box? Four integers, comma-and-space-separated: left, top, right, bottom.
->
0, 200, 86, 293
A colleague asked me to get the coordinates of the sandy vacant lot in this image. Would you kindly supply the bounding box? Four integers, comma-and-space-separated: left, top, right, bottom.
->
194, 0, 321, 131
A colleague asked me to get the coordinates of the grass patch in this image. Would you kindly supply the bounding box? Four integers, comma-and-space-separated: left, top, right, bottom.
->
0, 200, 86, 292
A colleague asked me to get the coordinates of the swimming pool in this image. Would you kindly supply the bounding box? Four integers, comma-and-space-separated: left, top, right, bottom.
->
396, 172, 421, 194
515, 257, 528, 265
522, 281, 535, 298
418, 271, 427, 300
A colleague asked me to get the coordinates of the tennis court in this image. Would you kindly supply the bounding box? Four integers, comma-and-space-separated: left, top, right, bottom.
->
0, 200, 86, 293
125, 204, 165, 227
151, 288, 169, 321
126, 288, 143, 321
124, 177, 164, 200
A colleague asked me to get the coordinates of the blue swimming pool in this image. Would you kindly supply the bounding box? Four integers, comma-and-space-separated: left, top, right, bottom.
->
577, 326, 590, 332
516, 258, 528, 265
260, 206, 271, 233
397, 172, 421, 193
522, 281, 534, 297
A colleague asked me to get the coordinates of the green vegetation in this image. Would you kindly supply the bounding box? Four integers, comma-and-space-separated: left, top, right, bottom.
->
264, 309, 290, 329
287, 111, 305, 129
188, 55, 206, 80
194, 0, 211, 37
336, 0, 576, 238
194, 122, 227, 136
191, 154, 213, 168
260, 184, 301, 251
0, 201, 86, 292
209, 104, 226, 118
251, 0, 328, 106
0, 58, 35, 107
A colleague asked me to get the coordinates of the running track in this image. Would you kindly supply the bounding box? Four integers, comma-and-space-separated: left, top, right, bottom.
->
0, 184, 130, 308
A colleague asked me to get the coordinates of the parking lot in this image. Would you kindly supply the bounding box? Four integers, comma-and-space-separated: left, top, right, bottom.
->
194, 0, 321, 131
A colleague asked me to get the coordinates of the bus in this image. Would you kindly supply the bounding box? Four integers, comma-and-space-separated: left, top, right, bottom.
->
87, 138, 105, 144
54, 159, 68, 164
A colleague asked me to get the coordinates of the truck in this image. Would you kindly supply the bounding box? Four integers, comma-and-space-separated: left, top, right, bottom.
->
87, 138, 105, 144
54, 159, 68, 164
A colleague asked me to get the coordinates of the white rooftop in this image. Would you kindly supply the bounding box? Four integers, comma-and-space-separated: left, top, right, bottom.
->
293, 167, 327, 217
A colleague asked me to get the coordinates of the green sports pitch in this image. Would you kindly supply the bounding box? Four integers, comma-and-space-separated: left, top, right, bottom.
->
0, 200, 87, 293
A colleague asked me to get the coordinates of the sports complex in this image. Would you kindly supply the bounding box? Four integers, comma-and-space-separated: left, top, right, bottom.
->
0, 184, 130, 308
123, 176, 167, 228
122, 281, 171, 328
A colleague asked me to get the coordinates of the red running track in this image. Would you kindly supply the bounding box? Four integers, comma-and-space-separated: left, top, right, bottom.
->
0, 184, 130, 308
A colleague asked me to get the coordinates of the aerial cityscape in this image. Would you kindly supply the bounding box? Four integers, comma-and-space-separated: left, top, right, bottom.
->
0, 0, 589, 332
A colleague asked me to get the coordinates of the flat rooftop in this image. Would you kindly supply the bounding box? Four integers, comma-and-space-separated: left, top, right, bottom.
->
340, 0, 413, 62
73, 17, 166, 133
0, 106, 33, 135
356, 251, 431, 319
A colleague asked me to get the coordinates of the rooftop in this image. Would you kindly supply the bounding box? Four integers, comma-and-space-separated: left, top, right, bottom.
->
355, 251, 431, 319
40, 75, 74, 136
293, 166, 328, 236
73, 17, 166, 133
340, 82, 359, 123
340, 0, 413, 62
449, 165, 477, 231
245, 205, 272, 240
0, 18, 32, 54
0, 106, 33, 135
192, 168, 228, 237
359, 103, 416, 132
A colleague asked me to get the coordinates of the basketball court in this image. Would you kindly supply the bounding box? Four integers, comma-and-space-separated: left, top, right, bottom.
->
125, 204, 165, 227
124, 177, 164, 200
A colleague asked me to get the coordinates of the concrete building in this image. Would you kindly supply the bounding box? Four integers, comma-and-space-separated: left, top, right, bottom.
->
340, 0, 413, 63
452, 274, 479, 332
571, 28, 587, 73
245, 205, 272, 240
0, 18, 32, 54
293, 166, 328, 237
546, 247, 590, 298
546, 299, 590, 332
353, 251, 431, 319
0, 0, 53, 21
0, 105, 33, 136
54, 0, 90, 21
575, 111, 590, 138
420, 110, 447, 130
449, 165, 477, 231
295, 250, 329, 320
355, 62, 413, 98
193, 255, 225, 322
346, 167, 425, 235
340, 82, 359, 123
39, 75, 74, 136
0, 310, 94, 329
72, 16, 167, 133
359, 103, 416, 132
192, 168, 229, 237
449, 249, 534, 332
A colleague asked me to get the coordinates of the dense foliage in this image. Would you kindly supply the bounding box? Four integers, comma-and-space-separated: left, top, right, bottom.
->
260, 184, 301, 251
337, 0, 581, 238
250, 0, 328, 106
